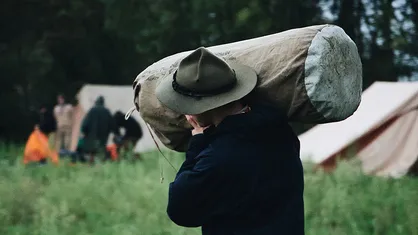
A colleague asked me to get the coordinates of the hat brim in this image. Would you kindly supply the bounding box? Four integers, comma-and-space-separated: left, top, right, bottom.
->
155, 61, 257, 115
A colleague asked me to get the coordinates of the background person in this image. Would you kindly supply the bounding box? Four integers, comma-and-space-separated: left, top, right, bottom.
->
81, 96, 118, 164
53, 94, 73, 152
113, 111, 143, 160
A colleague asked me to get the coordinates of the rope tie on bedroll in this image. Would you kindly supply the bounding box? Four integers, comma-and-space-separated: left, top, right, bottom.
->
125, 107, 178, 184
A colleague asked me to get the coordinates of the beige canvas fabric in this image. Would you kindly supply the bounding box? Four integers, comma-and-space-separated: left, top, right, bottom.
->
358, 97, 418, 177
299, 81, 418, 177
132, 24, 363, 152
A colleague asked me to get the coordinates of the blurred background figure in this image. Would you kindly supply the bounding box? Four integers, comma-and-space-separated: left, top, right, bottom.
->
114, 111, 142, 146
81, 96, 118, 164
105, 135, 124, 162
38, 104, 57, 138
53, 94, 73, 153
113, 111, 143, 161
23, 105, 59, 165
23, 121, 59, 166
38, 104, 57, 153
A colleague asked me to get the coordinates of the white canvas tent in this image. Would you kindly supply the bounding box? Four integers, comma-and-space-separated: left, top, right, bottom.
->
70, 84, 167, 153
299, 81, 418, 177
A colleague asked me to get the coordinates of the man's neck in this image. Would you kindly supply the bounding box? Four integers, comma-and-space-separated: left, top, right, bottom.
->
213, 103, 246, 126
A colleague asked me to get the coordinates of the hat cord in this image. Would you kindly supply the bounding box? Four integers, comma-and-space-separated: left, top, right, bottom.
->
125, 107, 178, 184
144, 123, 178, 182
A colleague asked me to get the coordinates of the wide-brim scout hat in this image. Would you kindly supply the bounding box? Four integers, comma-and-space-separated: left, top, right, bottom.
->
155, 47, 257, 115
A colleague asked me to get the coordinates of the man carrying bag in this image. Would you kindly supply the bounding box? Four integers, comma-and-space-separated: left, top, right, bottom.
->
156, 47, 304, 235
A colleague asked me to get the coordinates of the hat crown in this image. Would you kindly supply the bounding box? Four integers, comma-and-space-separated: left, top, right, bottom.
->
175, 47, 236, 94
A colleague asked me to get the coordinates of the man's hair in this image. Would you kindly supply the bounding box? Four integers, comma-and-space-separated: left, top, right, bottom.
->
215, 100, 245, 113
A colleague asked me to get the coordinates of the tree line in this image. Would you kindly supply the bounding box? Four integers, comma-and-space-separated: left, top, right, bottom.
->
0, 0, 417, 141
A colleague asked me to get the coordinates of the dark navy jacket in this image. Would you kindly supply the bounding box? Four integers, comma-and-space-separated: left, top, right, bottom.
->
167, 104, 304, 235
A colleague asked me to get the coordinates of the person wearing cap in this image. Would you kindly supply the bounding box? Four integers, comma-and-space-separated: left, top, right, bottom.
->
156, 47, 304, 234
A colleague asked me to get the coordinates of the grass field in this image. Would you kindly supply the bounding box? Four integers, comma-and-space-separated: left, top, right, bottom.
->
0, 144, 417, 235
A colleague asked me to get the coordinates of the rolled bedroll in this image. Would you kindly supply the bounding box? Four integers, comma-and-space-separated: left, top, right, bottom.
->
131, 24, 363, 152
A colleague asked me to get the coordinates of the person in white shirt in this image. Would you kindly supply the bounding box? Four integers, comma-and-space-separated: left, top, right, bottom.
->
53, 94, 73, 151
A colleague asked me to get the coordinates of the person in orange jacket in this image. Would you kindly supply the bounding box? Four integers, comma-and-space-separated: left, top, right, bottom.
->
23, 125, 59, 166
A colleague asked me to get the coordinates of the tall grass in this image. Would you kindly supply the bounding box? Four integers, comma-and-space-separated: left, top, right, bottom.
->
0, 145, 416, 235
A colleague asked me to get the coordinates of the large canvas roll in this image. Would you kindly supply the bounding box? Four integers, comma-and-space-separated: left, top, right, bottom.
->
131, 24, 363, 152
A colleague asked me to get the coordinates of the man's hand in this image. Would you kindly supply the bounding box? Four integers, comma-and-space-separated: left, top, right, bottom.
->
185, 115, 210, 136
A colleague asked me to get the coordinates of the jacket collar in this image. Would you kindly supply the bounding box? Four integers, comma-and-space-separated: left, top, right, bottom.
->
203, 103, 285, 138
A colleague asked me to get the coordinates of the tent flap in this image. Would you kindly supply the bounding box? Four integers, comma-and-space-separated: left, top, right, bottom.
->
299, 81, 418, 177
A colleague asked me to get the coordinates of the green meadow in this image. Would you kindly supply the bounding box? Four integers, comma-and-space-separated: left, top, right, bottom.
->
0, 144, 416, 235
